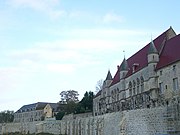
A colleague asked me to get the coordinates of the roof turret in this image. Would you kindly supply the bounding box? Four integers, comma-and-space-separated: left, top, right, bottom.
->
148, 40, 158, 54
105, 70, 112, 80
120, 58, 128, 71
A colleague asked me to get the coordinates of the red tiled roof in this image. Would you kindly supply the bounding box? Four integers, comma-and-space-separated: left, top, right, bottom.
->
156, 34, 180, 69
111, 28, 175, 86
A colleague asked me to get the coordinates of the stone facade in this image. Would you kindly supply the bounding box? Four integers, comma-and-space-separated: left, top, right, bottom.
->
14, 102, 58, 122
1, 105, 180, 135
93, 27, 180, 117
14, 109, 44, 122
62, 112, 92, 121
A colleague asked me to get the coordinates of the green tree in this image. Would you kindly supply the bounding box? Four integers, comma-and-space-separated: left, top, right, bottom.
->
57, 90, 94, 117
0, 110, 14, 123
64, 101, 78, 114
60, 90, 79, 103
74, 103, 85, 114
77, 91, 94, 113
55, 111, 65, 120
57, 90, 79, 118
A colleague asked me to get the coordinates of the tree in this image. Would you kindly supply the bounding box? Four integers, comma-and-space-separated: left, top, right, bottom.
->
80, 91, 94, 112
60, 90, 79, 103
55, 111, 65, 120
95, 79, 104, 93
75, 103, 85, 114
57, 90, 79, 117
64, 101, 78, 114
57, 90, 94, 116
0, 110, 14, 123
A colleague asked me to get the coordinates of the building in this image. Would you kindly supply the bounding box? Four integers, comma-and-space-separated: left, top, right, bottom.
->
93, 27, 180, 116
14, 102, 59, 122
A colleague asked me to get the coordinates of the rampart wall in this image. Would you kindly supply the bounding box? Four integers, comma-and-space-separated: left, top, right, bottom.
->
0, 106, 180, 135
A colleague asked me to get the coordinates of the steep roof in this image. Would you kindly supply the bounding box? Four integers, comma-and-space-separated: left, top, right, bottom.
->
94, 90, 102, 98
16, 103, 37, 113
105, 70, 113, 80
156, 34, 180, 69
16, 102, 59, 113
49, 103, 59, 112
111, 27, 177, 86
148, 40, 158, 54
36, 102, 49, 110
120, 58, 128, 71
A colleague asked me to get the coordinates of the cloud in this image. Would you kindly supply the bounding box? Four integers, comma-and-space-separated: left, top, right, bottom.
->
69, 28, 145, 38
7, 0, 66, 19
3, 27, 151, 89
7, 27, 148, 67
0, 67, 27, 95
103, 12, 124, 23
69, 11, 85, 18
47, 63, 75, 73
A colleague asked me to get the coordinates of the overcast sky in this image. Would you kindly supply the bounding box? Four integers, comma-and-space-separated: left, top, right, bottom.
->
0, 0, 180, 111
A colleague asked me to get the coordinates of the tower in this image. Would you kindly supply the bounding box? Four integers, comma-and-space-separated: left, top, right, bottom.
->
147, 40, 159, 101
120, 58, 128, 79
147, 40, 159, 65
103, 70, 113, 88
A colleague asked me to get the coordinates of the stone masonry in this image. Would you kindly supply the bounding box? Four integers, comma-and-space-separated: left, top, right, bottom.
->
1, 105, 180, 135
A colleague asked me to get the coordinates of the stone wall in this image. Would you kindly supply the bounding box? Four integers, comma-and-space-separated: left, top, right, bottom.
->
1, 106, 180, 135
62, 112, 92, 121
123, 107, 167, 135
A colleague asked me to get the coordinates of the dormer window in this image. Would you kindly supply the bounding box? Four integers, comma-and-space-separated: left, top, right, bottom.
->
132, 63, 139, 73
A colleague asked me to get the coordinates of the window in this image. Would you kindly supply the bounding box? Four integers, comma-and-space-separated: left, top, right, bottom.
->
137, 78, 140, 94
117, 88, 119, 93
159, 82, 163, 94
117, 93, 119, 101
153, 65, 156, 70
140, 76, 144, 92
129, 82, 132, 96
122, 92, 126, 99
160, 70, 162, 75
173, 65, 177, 75
173, 78, 179, 91
133, 80, 136, 95
173, 65, 176, 71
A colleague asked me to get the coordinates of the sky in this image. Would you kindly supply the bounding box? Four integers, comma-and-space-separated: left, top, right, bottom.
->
0, 0, 180, 112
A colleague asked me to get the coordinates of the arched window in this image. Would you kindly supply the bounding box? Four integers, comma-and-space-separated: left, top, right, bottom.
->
117, 88, 119, 101
114, 89, 117, 101
117, 88, 120, 93
111, 91, 114, 97
137, 78, 140, 94
129, 82, 132, 96
133, 80, 136, 95
140, 76, 144, 92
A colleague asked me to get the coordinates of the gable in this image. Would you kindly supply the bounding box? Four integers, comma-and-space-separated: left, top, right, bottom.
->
156, 34, 180, 69
111, 27, 175, 86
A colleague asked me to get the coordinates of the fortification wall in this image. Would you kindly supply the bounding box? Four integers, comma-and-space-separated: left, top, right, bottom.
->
0, 106, 179, 135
